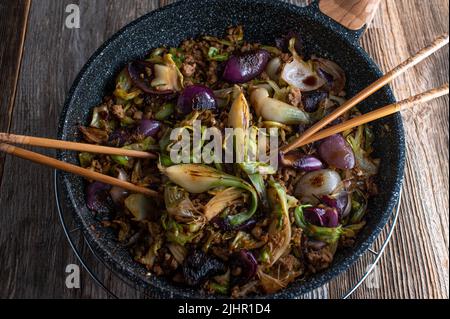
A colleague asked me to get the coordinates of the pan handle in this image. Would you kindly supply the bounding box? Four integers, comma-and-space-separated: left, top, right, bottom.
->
312, 0, 381, 40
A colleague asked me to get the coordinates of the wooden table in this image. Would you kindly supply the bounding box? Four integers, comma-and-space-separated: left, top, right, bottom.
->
0, 0, 448, 299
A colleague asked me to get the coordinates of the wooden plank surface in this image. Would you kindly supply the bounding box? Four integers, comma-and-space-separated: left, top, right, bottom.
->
0, 0, 448, 299
0, 0, 30, 188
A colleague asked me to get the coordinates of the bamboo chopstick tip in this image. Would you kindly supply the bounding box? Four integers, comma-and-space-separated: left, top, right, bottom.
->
436, 33, 449, 44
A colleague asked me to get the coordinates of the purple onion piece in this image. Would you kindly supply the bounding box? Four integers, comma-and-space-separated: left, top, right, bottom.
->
86, 182, 113, 214
323, 208, 339, 227
177, 85, 218, 115
304, 207, 326, 226
318, 134, 355, 169
302, 91, 328, 113
312, 58, 346, 94
280, 151, 324, 172
109, 170, 129, 206
108, 128, 130, 147
137, 119, 161, 138
275, 30, 304, 55
128, 60, 173, 95
316, 68, 334, 89
304, 207, 339, 228
320, 195, 338, 209
321, 192, 351, 218
222, 50, 270, 83
230, 249, 258, 285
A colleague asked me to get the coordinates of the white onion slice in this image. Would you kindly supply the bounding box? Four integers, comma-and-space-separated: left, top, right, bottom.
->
281, 59, 325, 91
295, 169, 342, 203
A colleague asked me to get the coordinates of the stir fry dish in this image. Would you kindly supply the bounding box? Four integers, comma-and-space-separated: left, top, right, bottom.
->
80, 26, 379, 297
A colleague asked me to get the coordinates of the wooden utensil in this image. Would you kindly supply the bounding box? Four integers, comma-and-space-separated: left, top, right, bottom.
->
0, 133, 156, 159
296, 84, 449, 147
281, 33, 449, 153
0, 142, 159, 197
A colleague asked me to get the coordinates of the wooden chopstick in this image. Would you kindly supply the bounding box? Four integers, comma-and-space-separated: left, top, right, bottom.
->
295, 84, 449, 147
0, 133, 156, 159
281, 33, 449, 153
0, 142, 159, 197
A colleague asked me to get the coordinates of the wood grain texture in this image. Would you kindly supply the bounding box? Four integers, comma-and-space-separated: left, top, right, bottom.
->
319, 0, 381, 30
0, 0, 164, 299
0, 0, 448, 299
0, 0, 30, 187
328, 0, 449, 299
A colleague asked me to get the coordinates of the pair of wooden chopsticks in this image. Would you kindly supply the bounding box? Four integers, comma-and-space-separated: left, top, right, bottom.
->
0, 34, 448, 197
281, 34, 449, 153
0, 134, 159, 197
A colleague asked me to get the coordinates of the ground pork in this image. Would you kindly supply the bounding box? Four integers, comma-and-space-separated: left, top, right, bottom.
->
111, 104, 125, 119
305, 246, 334, 273
288, 87, 302, 108
181, 55, 197, 77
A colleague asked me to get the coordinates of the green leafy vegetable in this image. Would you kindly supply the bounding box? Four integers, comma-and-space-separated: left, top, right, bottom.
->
112, 136, 155, 166
342, 221, 366, 238
161, 213, 200, 246
294, 204, 343, 244
161, 164, 258, 227
169, 47, 185, 68
349, 189, 368, 224
208, 47, 229, 61
114, 68, 141, 101
155, 102, 175, 120
208, 282, 228, 295
346, 125, 379, 176
264, 181, 291, 265
248, 173, 268, 210
79, 152, 94, 168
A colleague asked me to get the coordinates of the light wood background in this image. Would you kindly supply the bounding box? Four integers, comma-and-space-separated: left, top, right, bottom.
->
0, 0, 448, 298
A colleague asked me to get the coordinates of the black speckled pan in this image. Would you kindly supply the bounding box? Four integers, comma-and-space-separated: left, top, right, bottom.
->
55, 0, 405, 298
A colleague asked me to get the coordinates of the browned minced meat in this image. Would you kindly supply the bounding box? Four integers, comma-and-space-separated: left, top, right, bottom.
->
133, 110, 143, 120
210, 246, 230, 261
291, 227, 303, 249
275, 168, 299, 194
181, 55, 197, 77
206, 61, 218, 85
111, 104, 125, 119
278, 255, 301, 273
231, 280, 259, 298
305, 246, 334, 273
288, 87, 302, 108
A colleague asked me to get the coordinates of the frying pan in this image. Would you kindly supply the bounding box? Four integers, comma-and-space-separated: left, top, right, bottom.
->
55, 0, 405, 298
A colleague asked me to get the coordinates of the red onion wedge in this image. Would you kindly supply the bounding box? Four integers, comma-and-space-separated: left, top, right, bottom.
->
223, 50, 270, 83
137, 119, 161, 138
177, 85, 218, 115
318, 134, 355, 170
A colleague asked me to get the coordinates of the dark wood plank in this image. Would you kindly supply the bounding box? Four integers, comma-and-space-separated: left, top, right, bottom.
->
0, 0, 30, 185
